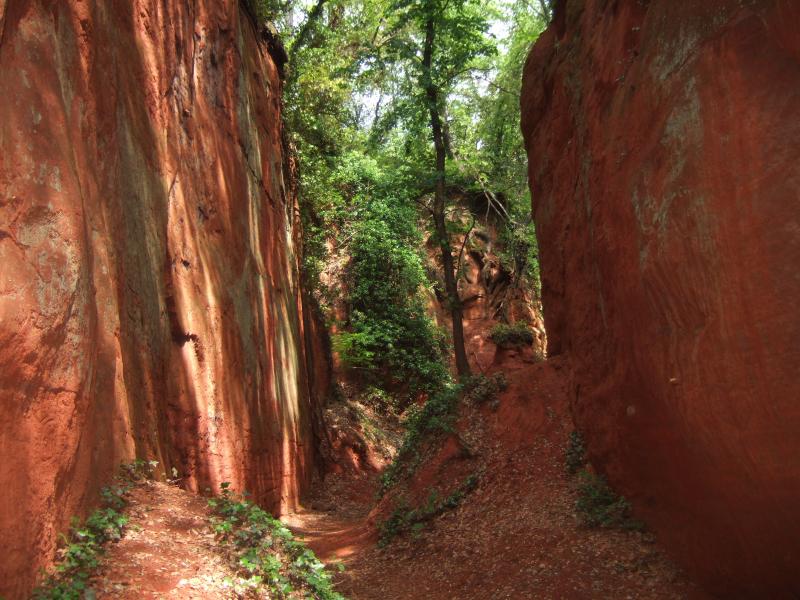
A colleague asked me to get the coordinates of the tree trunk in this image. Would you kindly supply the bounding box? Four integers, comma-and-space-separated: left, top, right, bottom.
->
422, 13, 471, 377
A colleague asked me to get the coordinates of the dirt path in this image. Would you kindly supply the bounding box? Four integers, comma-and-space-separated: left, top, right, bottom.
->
288, 358, 709, 600
91, 481, 239, 599
86, 360, 706, 600
87, 329, 707, 598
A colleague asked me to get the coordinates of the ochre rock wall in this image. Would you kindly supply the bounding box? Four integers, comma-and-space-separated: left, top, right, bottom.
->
0, 2, 327, 596
521, 0, 800, 596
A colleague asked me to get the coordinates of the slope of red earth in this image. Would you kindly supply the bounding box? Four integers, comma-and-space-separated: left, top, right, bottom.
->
288, 328, 707, 599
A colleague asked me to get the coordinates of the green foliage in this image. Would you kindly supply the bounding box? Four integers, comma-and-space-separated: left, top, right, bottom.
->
280, 0, 549, 301
378, 371, 504, 494
457, 0, 548, 295
382, 0, 497, 91
575, 470, 644, 531
327, 154, 450, 399
378, 473, 479, 546
378, 382, 462, 495
378, 373, 505, 496
497, 217, 542, 296
462, 372, 508, 405
565, 430, 587, 475
275, 0, 549, 456
245, 0, 288, 22
489, 321, 535, 348
208, 483, 345, 600
32, 460, 157, 599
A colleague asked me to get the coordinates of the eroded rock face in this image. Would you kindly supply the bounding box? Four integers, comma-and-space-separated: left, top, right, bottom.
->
521, 0, 800, 596
0, 2, 327, 596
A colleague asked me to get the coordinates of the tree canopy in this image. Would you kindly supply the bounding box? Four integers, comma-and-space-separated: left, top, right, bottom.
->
257, 0, 550, 400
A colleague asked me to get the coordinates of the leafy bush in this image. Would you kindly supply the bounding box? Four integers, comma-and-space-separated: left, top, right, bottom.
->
565, 430, 587, 474
245, 0, 286, 22
575, 470, 643, 531
208, 483, 344, 600
339, 195, 449, 399
497, 218, 542, 298
361, 385, 394, 412
463, 373, 508, 405
331, 331, 376, 369
32, 460, 157, 599
488, 322, 534, 348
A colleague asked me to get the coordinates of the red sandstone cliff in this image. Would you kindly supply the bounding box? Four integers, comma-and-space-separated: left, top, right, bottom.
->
521, 0, 800, 596
0, 2, 328, 596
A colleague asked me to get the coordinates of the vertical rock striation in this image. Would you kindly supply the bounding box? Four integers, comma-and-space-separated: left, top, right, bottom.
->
521, 0, 800, 596
0, 1, 327, 596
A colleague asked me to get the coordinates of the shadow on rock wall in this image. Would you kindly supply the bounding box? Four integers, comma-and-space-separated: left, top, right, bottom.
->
522, 0, 800, 596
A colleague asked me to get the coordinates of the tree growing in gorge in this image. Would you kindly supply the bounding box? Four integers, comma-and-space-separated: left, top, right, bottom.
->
381, 0, 495, 377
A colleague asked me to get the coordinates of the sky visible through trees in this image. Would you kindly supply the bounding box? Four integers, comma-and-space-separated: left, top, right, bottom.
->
263, 0, 551, 396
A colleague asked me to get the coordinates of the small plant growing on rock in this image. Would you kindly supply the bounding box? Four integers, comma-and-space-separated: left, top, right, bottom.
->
575, 470, 644, 531
488, 322, 534, 348
565, 430, 587, 474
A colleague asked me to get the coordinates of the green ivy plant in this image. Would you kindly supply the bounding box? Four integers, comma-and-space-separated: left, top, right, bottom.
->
208, 483, 345, 600
378, 382, 462, 496
462, 373, 508, 405
488, 322, 535, 348
575, 470, 644, 531
32, 460, 158, 599
565, 430, 587, 475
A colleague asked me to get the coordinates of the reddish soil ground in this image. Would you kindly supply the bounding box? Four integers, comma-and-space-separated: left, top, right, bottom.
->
90, 482, 239, 598
287, 292, 710, 600
288, 355, 709, 599
87, 317, 708, 599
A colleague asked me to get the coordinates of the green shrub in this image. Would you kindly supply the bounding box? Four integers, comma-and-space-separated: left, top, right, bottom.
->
575, 470, 644, 531
362, 385, 394, 411
341, 196, 449, 399
488, 322, 534, 348
307, 153, 450, 404
463, 373, 508, 405
331, 331, 376, 369
378, 474, 479, 546
208, 483, 344, 600
565, 430, 587, 474
245, 0, 285, 22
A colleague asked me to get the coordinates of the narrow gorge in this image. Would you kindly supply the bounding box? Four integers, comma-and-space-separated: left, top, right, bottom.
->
0, 0, 798, 599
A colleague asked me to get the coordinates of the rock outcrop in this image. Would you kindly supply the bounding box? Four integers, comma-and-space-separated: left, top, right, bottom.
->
0, 2, 328, 596
521, 0, 800, 596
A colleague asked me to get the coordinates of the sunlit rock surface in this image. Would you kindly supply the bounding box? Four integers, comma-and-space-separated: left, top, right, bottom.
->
0, 2, 328, 596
